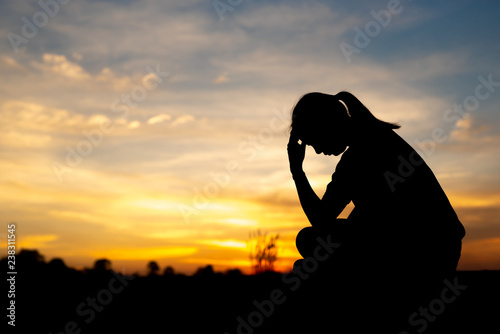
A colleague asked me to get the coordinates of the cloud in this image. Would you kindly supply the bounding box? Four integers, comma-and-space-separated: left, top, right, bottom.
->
147, 113, 172, 125
127, 120, 141, 129
201, 239, 247, 249
449, 116, 498, 145
219, 218, 258, 227
39, 53, 90, 80
87, 114, 112, 126
95, 67, 133, 91
1, 56, 23, 69
0, 100, 76, 148
214, 72, 229, 84
0, 100, 136, 140
91, 246, 198, 260
18, 234, 59, 249
0, 131, 52, 148
72, 52, 83, 61
171, 115, 195, 126
459, 237, 500, 270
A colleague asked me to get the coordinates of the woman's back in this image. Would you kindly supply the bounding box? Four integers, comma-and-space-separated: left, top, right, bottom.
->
332, 129, 465, 277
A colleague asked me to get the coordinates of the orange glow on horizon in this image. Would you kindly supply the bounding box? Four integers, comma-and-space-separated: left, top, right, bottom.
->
90, 247, 198, 261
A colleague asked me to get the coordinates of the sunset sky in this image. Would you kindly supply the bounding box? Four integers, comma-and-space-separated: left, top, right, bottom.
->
1, 0, 499, 275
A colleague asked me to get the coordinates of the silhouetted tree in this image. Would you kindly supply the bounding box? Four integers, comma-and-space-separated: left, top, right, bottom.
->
18, 249, 45, 263
195, 265, 214, 277
17, 249, 45, 272
147, 261, 160, 276
248, 230, 279, 274
163, 265, 175, 276
48, 258, 67, 271
93, 258, 111, 272
225, 268, 243, 277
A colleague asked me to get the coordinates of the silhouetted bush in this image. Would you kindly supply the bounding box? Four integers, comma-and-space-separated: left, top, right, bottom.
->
147, 260, 160, 276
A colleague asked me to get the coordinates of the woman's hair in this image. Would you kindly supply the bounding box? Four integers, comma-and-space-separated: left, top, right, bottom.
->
290, 91, 400, 136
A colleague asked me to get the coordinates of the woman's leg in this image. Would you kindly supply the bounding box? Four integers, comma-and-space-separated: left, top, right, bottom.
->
295, 219, 349, 258
295, 227, 318, 258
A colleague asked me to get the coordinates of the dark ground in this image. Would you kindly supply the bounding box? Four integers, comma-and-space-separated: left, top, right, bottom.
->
3, 251, 500, 334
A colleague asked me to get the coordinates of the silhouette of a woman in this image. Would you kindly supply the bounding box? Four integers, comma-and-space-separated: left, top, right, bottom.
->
287, 91, 465, 329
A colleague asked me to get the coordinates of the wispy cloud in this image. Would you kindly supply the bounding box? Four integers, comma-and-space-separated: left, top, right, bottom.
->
38, 53, 90, 80
147, 113, 172, 125
214, 72, 229, 84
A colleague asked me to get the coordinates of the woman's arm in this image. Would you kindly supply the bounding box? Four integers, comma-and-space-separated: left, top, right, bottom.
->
288, 135, 328, 227
291, 171, 325, 226
288, 134, 350, 226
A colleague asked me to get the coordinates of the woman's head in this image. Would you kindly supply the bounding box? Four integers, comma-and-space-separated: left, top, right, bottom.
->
290, 91, 400, 155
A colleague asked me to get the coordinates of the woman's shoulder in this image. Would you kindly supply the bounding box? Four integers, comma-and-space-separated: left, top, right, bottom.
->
341, 130, 416, 168
338, 129, 421, 169
371, 129, 416, 156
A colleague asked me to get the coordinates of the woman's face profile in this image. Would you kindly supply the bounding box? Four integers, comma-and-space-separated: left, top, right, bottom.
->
299, 119, 348, 156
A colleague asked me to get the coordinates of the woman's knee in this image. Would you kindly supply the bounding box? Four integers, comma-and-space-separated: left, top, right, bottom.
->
296, 227, 314, 242
296, 227, 316, 258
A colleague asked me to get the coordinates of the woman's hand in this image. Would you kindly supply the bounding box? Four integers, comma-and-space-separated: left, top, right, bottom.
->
287, 132, 306, 176
287, 131, 323, 226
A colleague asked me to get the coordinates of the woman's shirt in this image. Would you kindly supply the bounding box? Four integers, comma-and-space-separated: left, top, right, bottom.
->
322, 129, 466, 245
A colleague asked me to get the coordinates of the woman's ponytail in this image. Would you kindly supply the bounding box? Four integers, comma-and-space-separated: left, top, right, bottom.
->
336, 91, 400, 130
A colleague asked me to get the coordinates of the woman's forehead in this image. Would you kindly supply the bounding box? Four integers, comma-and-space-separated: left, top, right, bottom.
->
299, 131, 319, 143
